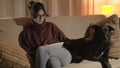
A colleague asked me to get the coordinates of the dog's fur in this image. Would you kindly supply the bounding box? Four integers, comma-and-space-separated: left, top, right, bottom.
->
63, 25, 114, 63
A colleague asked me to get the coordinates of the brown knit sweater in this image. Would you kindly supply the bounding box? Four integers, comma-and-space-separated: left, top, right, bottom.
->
19, 20, 68, 62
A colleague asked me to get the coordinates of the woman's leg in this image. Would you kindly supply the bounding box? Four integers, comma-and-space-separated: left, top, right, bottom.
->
35, 45, 72, 68
35, 46, 49, 68
47, 57, 61, 68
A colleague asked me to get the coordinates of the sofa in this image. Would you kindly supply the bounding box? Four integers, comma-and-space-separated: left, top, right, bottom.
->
0, 15, 120, 68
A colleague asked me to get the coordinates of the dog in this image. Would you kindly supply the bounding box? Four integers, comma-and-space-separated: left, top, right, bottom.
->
63, 24, 114, 63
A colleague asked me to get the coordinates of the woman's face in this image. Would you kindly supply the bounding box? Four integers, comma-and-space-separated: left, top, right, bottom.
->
33, 9, 45, 24
38, 9, 44, 16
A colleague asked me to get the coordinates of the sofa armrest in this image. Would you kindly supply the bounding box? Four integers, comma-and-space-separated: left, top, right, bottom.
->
14, 17, 32, 26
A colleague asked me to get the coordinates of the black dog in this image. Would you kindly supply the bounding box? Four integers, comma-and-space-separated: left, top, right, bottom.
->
63, 24, 114, 63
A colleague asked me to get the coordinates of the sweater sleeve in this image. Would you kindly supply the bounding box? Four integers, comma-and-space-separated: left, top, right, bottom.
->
18, 30, 37, 62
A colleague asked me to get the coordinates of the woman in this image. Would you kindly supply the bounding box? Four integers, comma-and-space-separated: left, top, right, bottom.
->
19, 1, 71, 68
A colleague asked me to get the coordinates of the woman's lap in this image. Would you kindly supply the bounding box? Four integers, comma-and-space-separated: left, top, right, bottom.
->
35, 44, 72, 68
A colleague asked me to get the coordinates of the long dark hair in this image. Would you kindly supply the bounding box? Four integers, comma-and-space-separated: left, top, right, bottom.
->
28, 1, 49, 18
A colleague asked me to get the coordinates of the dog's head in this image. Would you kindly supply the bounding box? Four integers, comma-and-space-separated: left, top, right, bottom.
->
93, 25, 114, 43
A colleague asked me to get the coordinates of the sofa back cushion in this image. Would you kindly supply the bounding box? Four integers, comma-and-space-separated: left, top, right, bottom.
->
0, 18, 23, 45
15, 15, 106, 39
46, 15, 106, 39
0, 15, 106, 45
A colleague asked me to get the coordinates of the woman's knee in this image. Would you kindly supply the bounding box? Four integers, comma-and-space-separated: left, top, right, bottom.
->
47, 57, 61, 68
57, 48, 72, 66
36, 46, 72, 66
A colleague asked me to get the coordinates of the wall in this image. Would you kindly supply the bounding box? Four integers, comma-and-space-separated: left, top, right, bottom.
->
0, 0, 26, 18
94, 0, 120, 17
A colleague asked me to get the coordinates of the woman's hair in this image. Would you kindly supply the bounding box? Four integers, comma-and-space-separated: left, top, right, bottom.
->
28, 1, 49, 18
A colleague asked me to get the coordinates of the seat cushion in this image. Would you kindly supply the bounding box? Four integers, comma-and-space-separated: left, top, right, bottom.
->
62, 60, 102, 68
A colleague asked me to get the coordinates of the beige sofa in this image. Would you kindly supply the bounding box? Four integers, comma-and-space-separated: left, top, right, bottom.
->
0, 15, 120, 68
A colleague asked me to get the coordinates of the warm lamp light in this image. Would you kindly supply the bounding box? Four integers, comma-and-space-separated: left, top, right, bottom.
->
102, 5, 113, 15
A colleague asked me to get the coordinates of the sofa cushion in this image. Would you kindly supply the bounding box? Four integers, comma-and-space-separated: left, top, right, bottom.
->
0, 39, 31, 68
62, 60, 102, 68
14, 15, 106, 39
0, 18, 23, 45
109, 29, 120, 58
46, 15, 106, 39
106, 14, 119, 24
106, 14, 120, 58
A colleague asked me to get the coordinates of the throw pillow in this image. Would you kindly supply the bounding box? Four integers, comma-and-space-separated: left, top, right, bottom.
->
106, 14, 119, 24
106, 14, 120, 58
0, 39, 31, 68
109, 29, 120, 58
